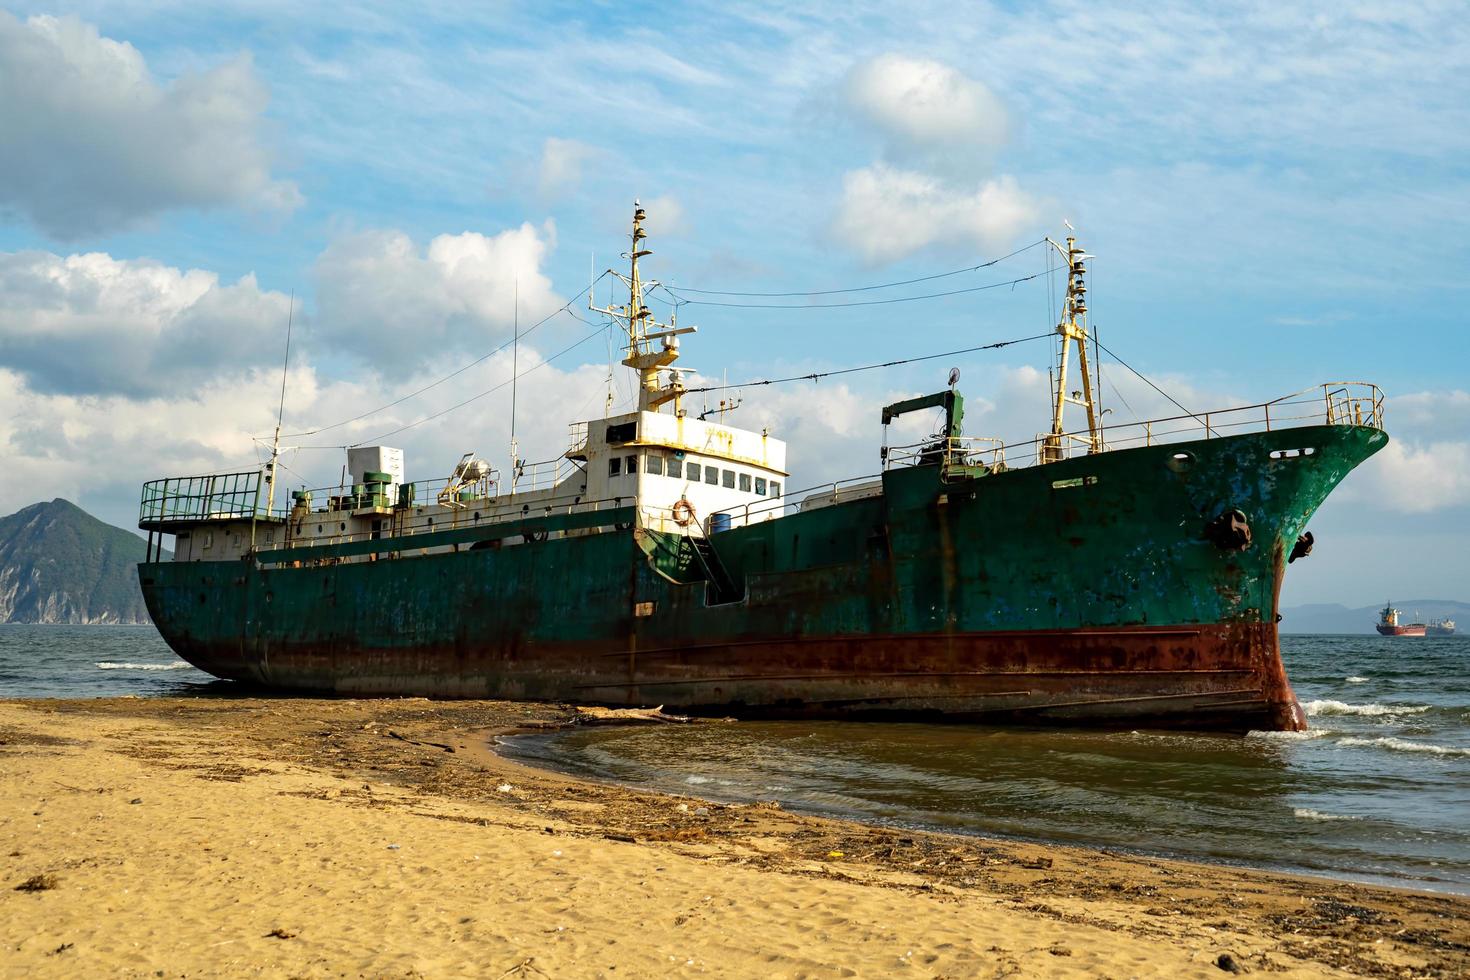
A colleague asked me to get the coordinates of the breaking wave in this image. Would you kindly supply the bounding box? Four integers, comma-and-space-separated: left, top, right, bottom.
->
1247, 729, 1330, 742
1293, 807, 1362, 822
95, 661, 192, 671
1345, 676, 1369, 684
1337, 737, 1470, 757
1303, 699, 1430, 718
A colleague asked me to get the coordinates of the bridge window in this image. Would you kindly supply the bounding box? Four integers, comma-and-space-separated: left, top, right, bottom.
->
686, 462, 700, 482
606, 421, 636, 443
609, 457, 622, 477
626, 455, 638, 474
666, 458, 682, 479
646, 454, 663, 475
706, 467, 719, 486
722, 469, 736, 489
739, 473, 752, 492
771, 481, 781, 498
755, 477, 767, 495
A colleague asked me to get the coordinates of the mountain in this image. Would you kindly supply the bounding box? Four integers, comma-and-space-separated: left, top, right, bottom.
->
0, 499, 166, 624
1281, 599, 1470, 635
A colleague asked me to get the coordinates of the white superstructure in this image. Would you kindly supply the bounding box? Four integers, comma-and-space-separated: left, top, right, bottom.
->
160, 203, 789, 563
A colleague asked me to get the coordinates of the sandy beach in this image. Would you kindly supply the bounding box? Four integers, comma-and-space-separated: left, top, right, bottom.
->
2, 698, 1467, 978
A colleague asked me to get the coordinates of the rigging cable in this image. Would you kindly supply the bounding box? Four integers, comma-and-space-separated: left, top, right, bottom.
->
664, 240, 1045, 297
659, 269, 1048, 310
681, 331, 1054, 395
1092, 337, 1200, 422
281, 270, 613, 439
346, 317, 616, 446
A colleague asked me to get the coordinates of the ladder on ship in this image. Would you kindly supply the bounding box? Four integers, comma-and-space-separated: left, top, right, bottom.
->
690, 525, 743, 606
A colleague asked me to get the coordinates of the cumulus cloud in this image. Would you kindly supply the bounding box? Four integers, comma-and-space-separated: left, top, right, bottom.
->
832, 165, 1038, 264
1340, 390, 1470, 514
1355, 438, 1470, 514
313, 223, 561, 375
0, 12, 300, 239
830, 54, 1037, 264
0, 249, 291, 397
844, 53, 1009, 162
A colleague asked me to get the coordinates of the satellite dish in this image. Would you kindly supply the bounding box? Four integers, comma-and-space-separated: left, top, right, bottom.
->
948, 367, 961, 388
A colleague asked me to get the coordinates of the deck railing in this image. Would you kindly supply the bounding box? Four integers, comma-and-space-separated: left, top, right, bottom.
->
139, 471, 265, 527
884, 381, 1384, 473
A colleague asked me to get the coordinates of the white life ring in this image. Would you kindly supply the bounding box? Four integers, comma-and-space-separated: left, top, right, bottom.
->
671, 497, 697, 527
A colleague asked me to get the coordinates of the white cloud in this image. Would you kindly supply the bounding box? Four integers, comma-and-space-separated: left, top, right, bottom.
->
640, 194, 689, 238
1338, 389, 1470, 514
0, 249, 291, 397
832, 165, 1039, 264
0, 12, 300, 239
1355, 438, 1470, 514
312, 223, 562, 375
844, 53, 1009, 161
536, 137, 600, 201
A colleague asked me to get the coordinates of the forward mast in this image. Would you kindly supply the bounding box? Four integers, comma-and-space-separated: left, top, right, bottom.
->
1043, 234, 1102, 462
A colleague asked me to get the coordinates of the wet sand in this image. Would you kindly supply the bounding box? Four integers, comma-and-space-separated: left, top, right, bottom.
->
2, 698, 1467, 978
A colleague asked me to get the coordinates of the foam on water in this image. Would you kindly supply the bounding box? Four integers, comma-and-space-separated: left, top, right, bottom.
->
95, 661, 193, 671
1303, 699, 1431, 717
1346, 676, 1369, 684
1293, 807, 1362, 822
1246, 729, 1330, 741
1337, 736, 1470, 757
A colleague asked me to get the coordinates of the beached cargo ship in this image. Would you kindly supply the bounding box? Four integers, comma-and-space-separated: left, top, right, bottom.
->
137, 207, 1388, 731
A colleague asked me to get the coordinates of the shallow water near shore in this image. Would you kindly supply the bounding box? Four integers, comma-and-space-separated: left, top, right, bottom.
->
3, 626, 1468, 893
500, 634, 1470, 894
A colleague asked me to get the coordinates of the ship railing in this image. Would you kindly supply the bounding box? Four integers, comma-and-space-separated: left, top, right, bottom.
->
260, 460, 586, 522
880, 381, 1385, 470
567, 421, 589, 458
510, 456, 584, 494
140, 471, 266, 528
707, 474, 880, 528
262, 492, 637, 554
882, 437, 1007, 472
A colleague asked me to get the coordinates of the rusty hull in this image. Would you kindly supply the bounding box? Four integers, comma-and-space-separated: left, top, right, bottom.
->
140, 424, 1387, 732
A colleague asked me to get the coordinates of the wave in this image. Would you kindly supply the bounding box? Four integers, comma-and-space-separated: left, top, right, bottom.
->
1303, 699, 1430, 718
1337, 736, 1470, 757
1293, 807, 1362, 822
95, 661, 193, 671
1345, 676, 1369, 684
1247, 729, 1330, 742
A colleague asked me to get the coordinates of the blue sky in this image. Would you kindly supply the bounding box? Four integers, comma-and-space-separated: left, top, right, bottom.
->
1, 1, 1466, 608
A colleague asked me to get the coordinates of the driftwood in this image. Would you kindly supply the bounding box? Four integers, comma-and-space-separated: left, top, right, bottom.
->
572, 705, 693, 726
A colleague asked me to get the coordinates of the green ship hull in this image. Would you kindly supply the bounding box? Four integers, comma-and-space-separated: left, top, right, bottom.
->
139, 423, 1385, 731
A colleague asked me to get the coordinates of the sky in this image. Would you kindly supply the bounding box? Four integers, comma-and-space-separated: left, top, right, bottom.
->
0, 1, 1466, 608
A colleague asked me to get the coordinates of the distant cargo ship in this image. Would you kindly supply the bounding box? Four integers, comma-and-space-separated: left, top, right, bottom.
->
1427, 618, 1457, 637
1376, 603, 1427, 637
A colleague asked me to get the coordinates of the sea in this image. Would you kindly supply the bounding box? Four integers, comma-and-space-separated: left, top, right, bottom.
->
3, 626, 1467, 894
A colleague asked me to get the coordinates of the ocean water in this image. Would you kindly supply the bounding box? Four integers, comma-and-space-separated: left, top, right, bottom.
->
501, 634, 1470, 894
3, 627, 1467, 892
0, 624, 217, 698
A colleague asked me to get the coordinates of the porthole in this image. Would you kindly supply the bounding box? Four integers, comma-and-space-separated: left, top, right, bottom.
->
1166, 451, 1195, 473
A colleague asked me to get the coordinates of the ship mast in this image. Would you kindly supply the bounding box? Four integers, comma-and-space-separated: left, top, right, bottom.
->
590, 201, 697, 414
1042, 233, 1101, 462
265, 291, 295, 515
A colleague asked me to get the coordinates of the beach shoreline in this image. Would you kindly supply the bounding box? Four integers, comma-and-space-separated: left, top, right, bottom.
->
2, 697, 1466, 978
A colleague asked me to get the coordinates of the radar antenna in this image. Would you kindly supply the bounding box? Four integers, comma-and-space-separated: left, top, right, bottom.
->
590, 202, 698, 414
